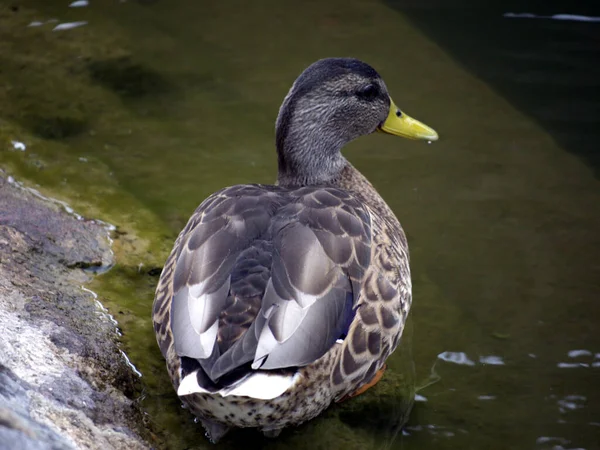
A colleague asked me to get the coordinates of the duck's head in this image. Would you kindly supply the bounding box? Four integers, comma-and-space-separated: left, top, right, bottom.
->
276, 57, 438, 186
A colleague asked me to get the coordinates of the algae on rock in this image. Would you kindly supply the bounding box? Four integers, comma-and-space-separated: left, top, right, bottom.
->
0, 173, 153, 449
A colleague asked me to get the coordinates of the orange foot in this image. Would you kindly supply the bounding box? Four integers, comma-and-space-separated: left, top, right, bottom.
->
337, 364, 387, 403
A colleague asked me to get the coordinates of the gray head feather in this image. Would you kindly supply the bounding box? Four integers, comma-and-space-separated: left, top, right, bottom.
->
276, 58, 391, 187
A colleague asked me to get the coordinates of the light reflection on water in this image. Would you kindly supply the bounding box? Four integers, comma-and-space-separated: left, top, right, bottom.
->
2, 0, 599, 449
52, 21, 87, 31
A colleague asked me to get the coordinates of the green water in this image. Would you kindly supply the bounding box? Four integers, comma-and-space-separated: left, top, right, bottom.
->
1, 1, 599, 449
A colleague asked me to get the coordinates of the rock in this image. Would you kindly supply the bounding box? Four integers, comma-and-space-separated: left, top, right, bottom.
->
0, 173, 151, 449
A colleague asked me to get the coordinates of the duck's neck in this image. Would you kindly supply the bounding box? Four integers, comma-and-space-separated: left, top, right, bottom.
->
275, 92, 352, 187
275, 129, 348, 187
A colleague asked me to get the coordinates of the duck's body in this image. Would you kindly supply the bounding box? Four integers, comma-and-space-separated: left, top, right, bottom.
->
152, 58, 437, 442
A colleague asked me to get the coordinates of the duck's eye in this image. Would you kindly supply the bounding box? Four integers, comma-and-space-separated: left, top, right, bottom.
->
356, 84, 379, 100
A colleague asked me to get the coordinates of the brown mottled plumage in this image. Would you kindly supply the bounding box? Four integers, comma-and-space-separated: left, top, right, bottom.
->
152, 58, 437, 443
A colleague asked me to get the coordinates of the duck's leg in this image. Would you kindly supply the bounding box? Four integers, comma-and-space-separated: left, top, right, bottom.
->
337, 364, 387, 402
199, 418, 231, 444
262, 428, 283, 438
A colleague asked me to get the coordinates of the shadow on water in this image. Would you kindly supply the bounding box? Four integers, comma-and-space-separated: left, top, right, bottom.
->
386, 0, 600, 176
87, 56, 175, 100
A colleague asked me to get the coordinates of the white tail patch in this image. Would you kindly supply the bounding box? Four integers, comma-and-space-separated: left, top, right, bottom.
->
221, 372, 301, 399
178, 371, 211, 396
177, 371, 301, 400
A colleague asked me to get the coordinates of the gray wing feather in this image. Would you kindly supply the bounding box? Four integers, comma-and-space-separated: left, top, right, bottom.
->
253, 274, 353, 370
250, 210, 362, 370
171, 186, 278, 364
171, 286, 206, 359
169, 185, 371, 383
171, 270, 231, 359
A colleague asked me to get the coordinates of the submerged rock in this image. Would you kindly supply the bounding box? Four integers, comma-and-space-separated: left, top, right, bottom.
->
0, 173, 151, 449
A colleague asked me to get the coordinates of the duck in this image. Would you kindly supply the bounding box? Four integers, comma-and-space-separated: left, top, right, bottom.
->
152, 57, 438, 443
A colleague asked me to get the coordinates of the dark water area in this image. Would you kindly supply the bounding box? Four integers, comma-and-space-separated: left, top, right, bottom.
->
390, 0, 600, 175
1, 1, 599, 449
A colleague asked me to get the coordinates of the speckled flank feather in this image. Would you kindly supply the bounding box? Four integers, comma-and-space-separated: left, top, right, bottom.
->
152, 57, 425, 442
331, 164, 411, 400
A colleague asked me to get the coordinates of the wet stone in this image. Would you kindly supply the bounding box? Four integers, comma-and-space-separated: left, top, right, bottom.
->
0, 173, 152, 449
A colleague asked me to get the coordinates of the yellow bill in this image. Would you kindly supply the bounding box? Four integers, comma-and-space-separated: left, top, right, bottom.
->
378, 99, 439, 141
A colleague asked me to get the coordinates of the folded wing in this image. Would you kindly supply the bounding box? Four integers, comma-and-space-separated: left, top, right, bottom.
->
170, 185, 372, 385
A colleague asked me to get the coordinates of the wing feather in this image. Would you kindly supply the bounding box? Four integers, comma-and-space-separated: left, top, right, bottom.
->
168, 185, 372, 385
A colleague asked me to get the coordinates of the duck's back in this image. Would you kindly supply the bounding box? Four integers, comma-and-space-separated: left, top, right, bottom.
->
152, 183, 374, 392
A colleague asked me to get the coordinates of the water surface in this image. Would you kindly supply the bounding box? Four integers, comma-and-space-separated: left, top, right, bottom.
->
1, 1, 599, 449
